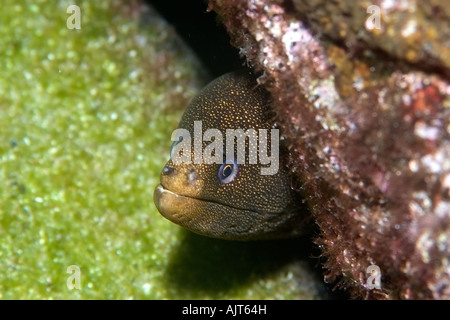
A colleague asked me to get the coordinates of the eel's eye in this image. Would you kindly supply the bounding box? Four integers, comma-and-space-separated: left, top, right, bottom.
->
218, 159, 238, 184
170, 136, 183, 158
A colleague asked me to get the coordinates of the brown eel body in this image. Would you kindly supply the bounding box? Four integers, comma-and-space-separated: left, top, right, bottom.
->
153, 71, 308, 240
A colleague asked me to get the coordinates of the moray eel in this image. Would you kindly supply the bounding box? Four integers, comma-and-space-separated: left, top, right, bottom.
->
153, 71, 307, 240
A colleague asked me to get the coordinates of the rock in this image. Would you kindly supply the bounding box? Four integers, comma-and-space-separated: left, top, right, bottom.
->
208, 0, 450, 299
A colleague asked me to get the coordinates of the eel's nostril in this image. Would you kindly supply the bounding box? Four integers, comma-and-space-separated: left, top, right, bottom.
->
162, 166, 175, 175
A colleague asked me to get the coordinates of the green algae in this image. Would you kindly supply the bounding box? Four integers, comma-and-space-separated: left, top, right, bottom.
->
0, 0, 326, 299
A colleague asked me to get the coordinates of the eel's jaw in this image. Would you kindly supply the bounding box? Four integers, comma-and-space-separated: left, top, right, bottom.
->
153, 184, 198, 226
153, 184, 304, 241
154, 183, 237, 239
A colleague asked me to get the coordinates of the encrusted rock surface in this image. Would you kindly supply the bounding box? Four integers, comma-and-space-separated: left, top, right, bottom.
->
208, 0, 450, 299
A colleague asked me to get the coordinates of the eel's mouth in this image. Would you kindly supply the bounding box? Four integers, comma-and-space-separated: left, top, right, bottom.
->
153, 184, 264, 240
153, 184, 301, 241
154, 184, 199, 225
153, 183, 236, 231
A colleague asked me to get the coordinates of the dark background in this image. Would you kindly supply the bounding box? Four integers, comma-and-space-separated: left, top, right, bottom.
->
148, 0, 243, 77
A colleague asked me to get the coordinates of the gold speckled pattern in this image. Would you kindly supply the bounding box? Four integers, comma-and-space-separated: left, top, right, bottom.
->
154, 71, 308, 240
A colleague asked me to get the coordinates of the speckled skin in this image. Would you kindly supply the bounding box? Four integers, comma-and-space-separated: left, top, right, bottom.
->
154, 71, 308, 240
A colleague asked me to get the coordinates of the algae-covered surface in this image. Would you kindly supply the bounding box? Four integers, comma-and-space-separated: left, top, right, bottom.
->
0, 0, 327, 299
